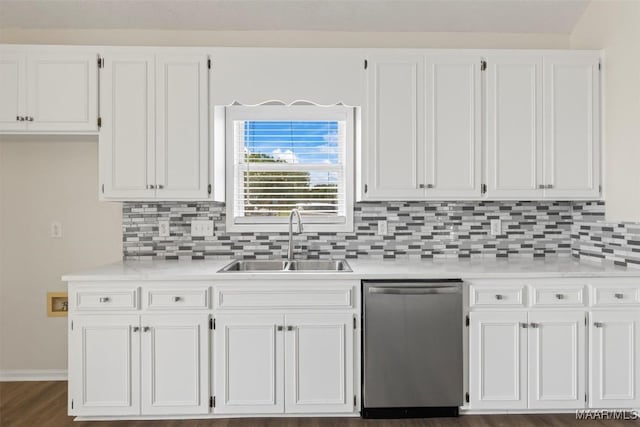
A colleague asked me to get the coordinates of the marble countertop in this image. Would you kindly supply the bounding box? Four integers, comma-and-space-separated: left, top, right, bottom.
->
62, 257, 640, 282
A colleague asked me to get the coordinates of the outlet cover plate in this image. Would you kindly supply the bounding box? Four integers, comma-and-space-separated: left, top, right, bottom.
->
191, 220, 214, 237
158, 220, 170, 237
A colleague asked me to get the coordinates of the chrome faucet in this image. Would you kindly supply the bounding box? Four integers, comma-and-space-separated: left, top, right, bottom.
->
287, 209, 304, 261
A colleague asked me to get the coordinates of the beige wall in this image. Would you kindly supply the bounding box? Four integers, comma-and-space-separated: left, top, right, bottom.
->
0, 29, 570, 49
570, 0, 640, 222
0, 29, 570, 373
0, 139, 121, 373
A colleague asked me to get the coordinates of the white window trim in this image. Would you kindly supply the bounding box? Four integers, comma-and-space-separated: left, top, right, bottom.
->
224, 104, 355, 233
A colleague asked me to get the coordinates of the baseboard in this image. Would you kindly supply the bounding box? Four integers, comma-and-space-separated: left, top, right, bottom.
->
0, 369, 68, 382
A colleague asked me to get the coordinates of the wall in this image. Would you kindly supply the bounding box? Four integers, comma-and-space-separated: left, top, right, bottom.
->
0, 29, 570, 49
570, 0, 640, 222
123, 201, 604, 261
0, 139, 121, 377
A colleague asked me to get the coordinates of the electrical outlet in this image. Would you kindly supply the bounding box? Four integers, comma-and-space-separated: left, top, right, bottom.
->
158, 220, 170, 238
191, 220, 214, 237
51, 221, 62, 238
490, 219, 502, 236
377, 220, 388, 236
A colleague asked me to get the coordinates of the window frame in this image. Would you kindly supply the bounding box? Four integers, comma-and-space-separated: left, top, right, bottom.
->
224, 104, 355, 233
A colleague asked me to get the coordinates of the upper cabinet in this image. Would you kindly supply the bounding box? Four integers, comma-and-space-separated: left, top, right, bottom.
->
0, 48, 98, 133
363, 53, 482, 200
362, 50, 601, 201
99, 51, 210, 201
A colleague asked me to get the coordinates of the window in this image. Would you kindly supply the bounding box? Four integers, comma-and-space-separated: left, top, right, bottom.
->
225, 105, 354, 232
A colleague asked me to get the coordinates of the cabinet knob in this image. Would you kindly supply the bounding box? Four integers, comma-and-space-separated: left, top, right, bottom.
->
26, 116, 34, 122
530, 322, 540, 328
157, 184, 164, 189
276, 325, 284, 331
614, 293, 624, 299
99, 297, 110, 303
418, 184, 425, 189
147, 184, 156, 189
594, 322, 604, 328
173, 296, 182, 302
520, 322, 528, 328
494, 294, 504, 300
546, 184, 553, 189
143, 326, 150, 332
555, 294, 565, 300
132, 326, 140, 332
538, 184, 545, 189
16, 116, 24, 121
426, 184, 434, 189
286, 325, 295, 331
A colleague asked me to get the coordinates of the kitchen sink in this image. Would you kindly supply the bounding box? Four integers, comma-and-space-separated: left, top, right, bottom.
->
218, 259, 352, 273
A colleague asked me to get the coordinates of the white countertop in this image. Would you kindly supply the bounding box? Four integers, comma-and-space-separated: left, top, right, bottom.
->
62, 257, 640, 282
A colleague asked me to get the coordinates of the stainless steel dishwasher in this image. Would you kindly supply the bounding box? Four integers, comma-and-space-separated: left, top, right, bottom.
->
362, 279, 463, 418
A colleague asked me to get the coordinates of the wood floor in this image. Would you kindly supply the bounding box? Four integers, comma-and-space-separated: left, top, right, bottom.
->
0, 381, 635, 427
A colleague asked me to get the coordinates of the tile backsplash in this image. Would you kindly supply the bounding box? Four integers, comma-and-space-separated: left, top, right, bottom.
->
572, 220, 640, 269
123, 200, 606, 261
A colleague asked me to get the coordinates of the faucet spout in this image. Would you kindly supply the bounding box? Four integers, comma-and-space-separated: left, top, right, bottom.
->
287, 209, 303, 261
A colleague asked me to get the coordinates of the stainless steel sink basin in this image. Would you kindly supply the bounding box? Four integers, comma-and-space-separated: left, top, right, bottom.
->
218, 259, 352, 273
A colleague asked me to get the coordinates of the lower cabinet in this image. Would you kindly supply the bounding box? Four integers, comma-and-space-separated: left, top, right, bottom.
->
214, 312, 355, 414
69, 314, 210, 416
469, 310, 586, 410
589, 310, 640, 409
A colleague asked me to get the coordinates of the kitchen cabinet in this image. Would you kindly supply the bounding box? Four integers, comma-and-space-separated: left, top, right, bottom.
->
485, 54, 543, 199
363, 53, 482, 200
213, 312, 355, 415
589, 310, 640, 409
68, 297, 210, 416
99, 52, 209, 200
469, 311, 528, 409
528, 311, 585, 409
0, 49, 98, 133
543, 55, 600, 199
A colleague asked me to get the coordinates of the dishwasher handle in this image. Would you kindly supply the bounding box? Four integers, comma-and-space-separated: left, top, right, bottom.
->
367, 285, 460, 295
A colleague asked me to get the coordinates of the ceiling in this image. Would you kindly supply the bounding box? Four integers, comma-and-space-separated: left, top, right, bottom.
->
0, 0, 591, 33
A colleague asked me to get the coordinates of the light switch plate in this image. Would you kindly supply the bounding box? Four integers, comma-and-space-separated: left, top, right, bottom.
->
377, 220, 388, 236
490, 219, 502, 236
158, 220, 170, 237
51, 221, 62, 238
191, 220, 214, 237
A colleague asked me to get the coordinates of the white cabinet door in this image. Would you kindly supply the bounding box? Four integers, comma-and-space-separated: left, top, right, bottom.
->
528, 311, 585, 409
590, 311, 640, 409
284, 313, 354, 414
141, 314, 209, 415
543, 55, 600, 199
155, 54, 209, 199
486, 55, 543, 199
364, 54, 425, 200
424, 55, 482, 198
100, 53, 156, 199
26, 53, 98, 132
68, 315, 140, 416
213, 314, 284, 414
0, 52, 27, 131
469, 311, 527, 409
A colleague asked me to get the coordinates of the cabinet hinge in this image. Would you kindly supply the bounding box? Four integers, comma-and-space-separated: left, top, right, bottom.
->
599, 184, 602, 194
101, 184, 104, 194
97, 55, 104, 69
598, 62, 601, 71
364, 59, 368, 70
70, 320, 73, 331
210, 318, 214, 330
97, 117, 102, 128
210, 396, 215, 408
353, 316, 357, 330
481, 183, 487, 194
465, 392, 469, 403
207, 184, 212, 195
364, 184, 368, 194
71, 399, 74, 409
465, 315, 470, 327
585, 393, 588, 403
354, 395, 357, 407
207, 58, 211, 69
481, 60, 487, 71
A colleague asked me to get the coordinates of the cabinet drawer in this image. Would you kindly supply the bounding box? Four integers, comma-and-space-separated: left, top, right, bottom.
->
73, 288, 139, 311
592, 286, 640, 306
469, 285, 525, 307
530, 285, 585, 307
214, 285, 354, 310
144, 287, 210, 310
